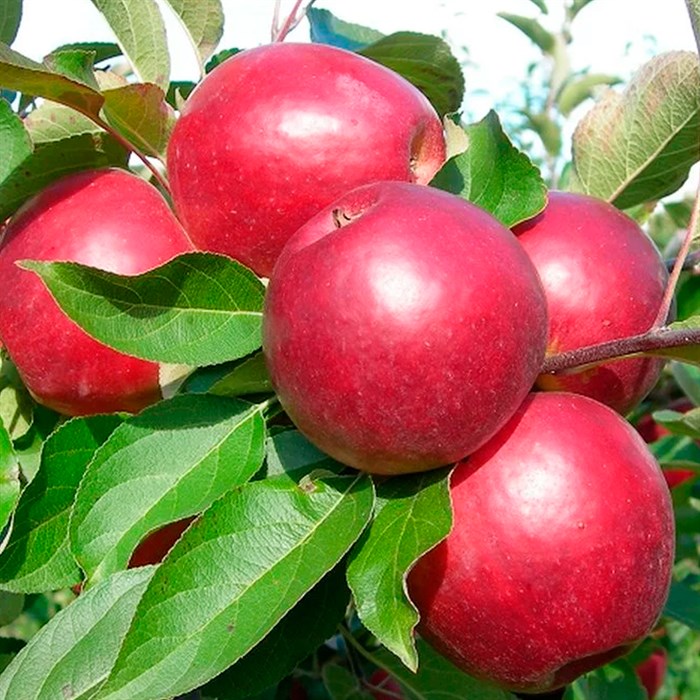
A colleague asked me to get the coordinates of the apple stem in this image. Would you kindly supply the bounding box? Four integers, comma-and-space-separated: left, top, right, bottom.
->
653, 175, 700, 328
541, 324, 700, 375
94, 116, 171, 195
272, 0, 315, 42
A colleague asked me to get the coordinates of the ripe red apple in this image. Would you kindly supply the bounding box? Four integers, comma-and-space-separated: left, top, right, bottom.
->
514, 191, 668, 415
263, 181, 548, 475
0, 168, 195, 416
167, 42, 446, 278
635, 398, 696, 489
635, 648, 667, 699
366, 670, 404, 699
128, 517, 195, 568
407, 392, 675, 694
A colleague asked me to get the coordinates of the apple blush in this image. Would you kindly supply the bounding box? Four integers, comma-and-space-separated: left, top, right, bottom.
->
263, 181, 548, 475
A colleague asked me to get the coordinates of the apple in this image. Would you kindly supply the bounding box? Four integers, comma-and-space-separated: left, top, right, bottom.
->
635, 648, 667, 699
128, 517, 195, 568
407, 392, 675, 694
514, 191, 669, 415
366, 669, 404, 699
167, 42, 446, 277
263, 181, 548, 475
635, 398, 696, 488
0, 168, 195, 416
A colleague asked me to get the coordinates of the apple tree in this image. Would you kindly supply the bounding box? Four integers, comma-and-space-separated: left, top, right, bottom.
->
0, 1, 698, 699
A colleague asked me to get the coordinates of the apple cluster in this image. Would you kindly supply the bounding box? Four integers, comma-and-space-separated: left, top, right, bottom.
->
0, 41, 676, 694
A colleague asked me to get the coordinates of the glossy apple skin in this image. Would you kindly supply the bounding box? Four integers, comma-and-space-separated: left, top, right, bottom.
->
263, 181, 548, 475
128, 517, 195, 568
408, 392, 675, 694
514, 192, 668, 415
0, 169, 195, 416
167, 42, 446, 278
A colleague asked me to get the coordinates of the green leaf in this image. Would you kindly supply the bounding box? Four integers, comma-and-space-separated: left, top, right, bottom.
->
264, 429, 339, 484
0, 591, 23, 626
526, 0, 548, 13
497, 13, 555, 54
569, 0, 596, 21
101, 82, 175, 158
651, 406, 700, 439
526, 111, 562, 157
566, 660, 647, 700
307, 7, 384, 52
0, 42, 104, 115
165, 79, 195, 108
43, 48, 101, 89
360, 32, 465, 116
570, 51, 700, 209
161, 0, 224, 73
431, 111, 547, 227
0, 420, 19, 544
0, 353, 33, 444
0, 567, 154, 700
323, 665, 374, 700
11, 404, 60, 485
671, 362, 700, 404
689, 0, 700, 55
664, 579, 700, 630
22, 252, 265, 366
70, 394, 266, 585
0, 100, 128, 222
347, 467, 452, 671
52, 41, 122, 65
0, 639, 24, 671
202, 565, 351, 699
95, 473, 374, 699
204, 47, 240, 74
650, 317, 700, 367
208, 352, 272, 397
374, 639, 516, 699
0, 414, 123, 593
0, 1, 22, 46
89, 0, 170, 90
0, 94, 31, 182
557, 73, 621, 117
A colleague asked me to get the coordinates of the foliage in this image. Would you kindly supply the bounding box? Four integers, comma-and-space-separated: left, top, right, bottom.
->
0, 1, 698, 699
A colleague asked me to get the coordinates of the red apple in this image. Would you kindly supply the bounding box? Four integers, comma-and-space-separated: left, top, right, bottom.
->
167, 42, 446, 277
514, 191, 668, 415
128, 517, 195, 568
635, 648, 667, 699
263, 181, 548, 475
0, 168, 195, 416
635, 398, 696, 489
408, 392, 675, 694
366, 669, 404, 699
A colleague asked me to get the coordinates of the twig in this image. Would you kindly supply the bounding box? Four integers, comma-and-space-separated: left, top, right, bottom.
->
93, 115, 170, 195
541, 325, 700, 375
653, 174, 700, 327
272, 0, 316, 42
665, 249, 700, 272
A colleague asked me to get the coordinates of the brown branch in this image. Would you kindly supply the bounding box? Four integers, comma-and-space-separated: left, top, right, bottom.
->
653, 173, 700, 326
541, 326, 700, 375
